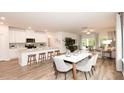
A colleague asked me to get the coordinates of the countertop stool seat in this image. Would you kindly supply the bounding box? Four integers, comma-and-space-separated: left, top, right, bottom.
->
27, 54, 37, 66
54, 50, 60, 56
38, 52, 46, 63
47, 51, 54, 60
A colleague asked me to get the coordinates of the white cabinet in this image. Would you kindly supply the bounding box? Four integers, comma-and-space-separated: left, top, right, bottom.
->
9, 30, 26, 43
15, 30, 26, 43
9, 30, 15, 43
35, 32, 47, 42
9, 29, 48, 43
26, 30, 35, 38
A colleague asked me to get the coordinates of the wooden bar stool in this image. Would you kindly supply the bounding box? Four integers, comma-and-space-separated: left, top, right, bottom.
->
47, 51, 54, 60
54, 50, 60, 56
38, 52, 46, 63
27, 54, 37, 66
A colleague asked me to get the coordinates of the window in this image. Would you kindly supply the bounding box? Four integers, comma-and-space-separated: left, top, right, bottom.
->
99, 36, 108, 48
81, 38, 96, 48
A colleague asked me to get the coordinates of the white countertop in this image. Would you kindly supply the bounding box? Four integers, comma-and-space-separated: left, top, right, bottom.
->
18, 47, 59, 53
55, 52, 92, 63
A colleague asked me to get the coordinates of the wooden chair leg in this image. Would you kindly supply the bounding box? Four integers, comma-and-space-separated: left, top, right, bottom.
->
65, 73, 67, 80
93, 66, 96, 71
55, 71, 58, 79
91, 68, 94, 75
84, 72, 87, 80
30, 61, 31, 66
88, 71, 91, 77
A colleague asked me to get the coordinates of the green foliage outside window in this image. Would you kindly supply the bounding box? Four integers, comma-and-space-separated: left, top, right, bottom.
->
81, 38, 96, 47
81, 39, 87, 46
99, 37, 107, 48
88, 38, 96, 47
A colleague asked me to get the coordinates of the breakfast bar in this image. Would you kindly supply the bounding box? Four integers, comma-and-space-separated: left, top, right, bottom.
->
18, 48, 59, 66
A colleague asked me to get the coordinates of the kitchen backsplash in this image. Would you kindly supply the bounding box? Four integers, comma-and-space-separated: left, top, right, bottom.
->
9, 42, 47, 49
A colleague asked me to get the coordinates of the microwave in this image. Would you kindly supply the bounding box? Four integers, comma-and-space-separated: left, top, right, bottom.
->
26, 38, 35, 43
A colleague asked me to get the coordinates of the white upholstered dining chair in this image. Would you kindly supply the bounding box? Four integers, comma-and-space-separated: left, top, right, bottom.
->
52, 56, 73, 80
92, 53, 98, 71
76, 56, 94, 80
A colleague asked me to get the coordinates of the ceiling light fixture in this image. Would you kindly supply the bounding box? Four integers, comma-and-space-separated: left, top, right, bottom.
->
28, 26, 31, 29
0, 17, 5, 20
0, 22, 4, 25
86, 32, 91, 35
89, 29, 94, 32
81, 27, 94, 34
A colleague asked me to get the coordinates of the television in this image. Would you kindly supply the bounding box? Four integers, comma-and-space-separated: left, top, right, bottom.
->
72, 39, 75, 44
65, 38, 77, 52
26, 38, 35, 43
65, 38, 75, 45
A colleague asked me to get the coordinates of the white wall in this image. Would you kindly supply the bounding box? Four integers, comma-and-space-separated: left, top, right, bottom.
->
47, 31, 79, 53
0, 25, 9, 61
59, 32, 79, 53
47, 32, 59, 48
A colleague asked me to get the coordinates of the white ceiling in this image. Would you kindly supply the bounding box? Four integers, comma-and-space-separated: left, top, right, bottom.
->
0, 12, 116, 33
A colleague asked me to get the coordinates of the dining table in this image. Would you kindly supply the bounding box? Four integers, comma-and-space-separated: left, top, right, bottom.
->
56, 51, 92, 80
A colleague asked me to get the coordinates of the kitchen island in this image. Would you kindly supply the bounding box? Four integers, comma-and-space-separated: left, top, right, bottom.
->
18, 47, 59, 66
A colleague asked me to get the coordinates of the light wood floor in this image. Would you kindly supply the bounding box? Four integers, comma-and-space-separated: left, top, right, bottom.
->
0, 58, 123, 80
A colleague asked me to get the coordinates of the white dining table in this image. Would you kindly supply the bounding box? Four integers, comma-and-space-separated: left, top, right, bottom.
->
56, 52, 92, 80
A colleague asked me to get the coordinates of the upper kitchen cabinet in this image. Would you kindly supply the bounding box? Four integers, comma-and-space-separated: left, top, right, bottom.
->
9, 27, 48, 43
14, 30, 26, 43
35, 31, 47, 43
9, 27, 26, 43
26, 30, 35, 38
9, 30, 15, 43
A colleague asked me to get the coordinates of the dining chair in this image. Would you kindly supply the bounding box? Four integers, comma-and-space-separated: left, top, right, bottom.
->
92, 53, 98, 71
76, 56, 94, 80
52, 56, 73, 80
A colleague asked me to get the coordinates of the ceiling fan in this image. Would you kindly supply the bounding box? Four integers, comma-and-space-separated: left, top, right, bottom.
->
81, 27, 94, 34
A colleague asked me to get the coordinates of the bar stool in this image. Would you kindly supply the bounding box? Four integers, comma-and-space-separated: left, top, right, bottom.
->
27, 54, 37, 66
47, 51, 54, 60
38, 52, 46, 63
54, 50, 60, 56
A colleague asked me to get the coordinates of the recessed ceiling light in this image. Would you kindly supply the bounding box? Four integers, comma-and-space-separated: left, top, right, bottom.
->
28, 26, 31, 29
89, 29, 94, 32
86, 32, 90, 35
0, 22, 4, 25
0, 17, 5, 20
81, 30, 87, 33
